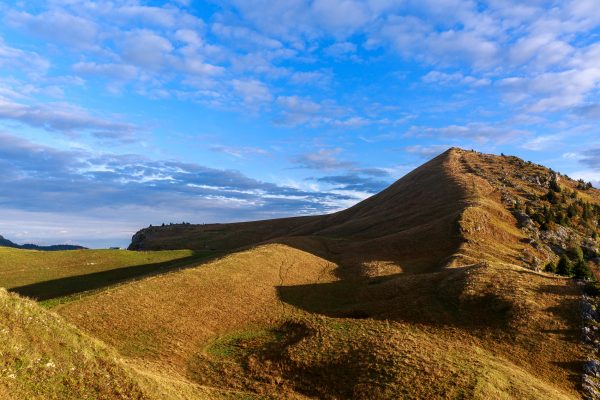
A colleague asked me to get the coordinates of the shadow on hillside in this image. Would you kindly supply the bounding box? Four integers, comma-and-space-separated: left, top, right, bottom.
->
552, 360, 584, 390
276, 266, 515, 328
535, 284, 582, 344
9, 252, 216, 301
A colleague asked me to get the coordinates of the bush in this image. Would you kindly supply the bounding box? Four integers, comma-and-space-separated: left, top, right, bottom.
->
571, 246, 585, 262
549, 176, 561, 193
585, 282, 600, 296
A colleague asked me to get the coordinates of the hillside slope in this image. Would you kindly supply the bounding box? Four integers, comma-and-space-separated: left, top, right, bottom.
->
130, 149, 470, 276
49, 148, 596, 399
0, 288, 149, 400
0, 288, 261, 400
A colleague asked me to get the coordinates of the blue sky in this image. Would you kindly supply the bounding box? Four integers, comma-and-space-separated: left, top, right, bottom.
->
1, 0, 600, 248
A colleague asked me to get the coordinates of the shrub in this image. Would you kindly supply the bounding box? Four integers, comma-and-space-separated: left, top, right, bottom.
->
545, 190, 559, 204
571, 246, 585, 262
585, 282, 600, 296
549, 176, 561, 192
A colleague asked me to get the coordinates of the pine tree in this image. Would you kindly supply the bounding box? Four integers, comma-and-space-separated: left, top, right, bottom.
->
556, 254, 573, 276
572, 246, 585, 263
573, 258, 592, 280
583, 203, 593, 221
567, 203, 578, 218
544, 262, 557, 273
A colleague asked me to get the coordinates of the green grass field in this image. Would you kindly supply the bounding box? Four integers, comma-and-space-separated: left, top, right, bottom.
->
0, 247, 214, 301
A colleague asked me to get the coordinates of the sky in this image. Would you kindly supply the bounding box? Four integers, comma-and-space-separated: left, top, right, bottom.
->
1, 0, 600, 248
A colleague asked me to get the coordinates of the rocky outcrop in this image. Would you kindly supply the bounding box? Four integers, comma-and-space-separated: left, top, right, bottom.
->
582, 293, 600, 399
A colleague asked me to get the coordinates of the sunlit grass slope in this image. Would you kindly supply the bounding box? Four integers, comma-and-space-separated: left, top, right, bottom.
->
56, 243, 583, 399
0, 248, 194, 289
0, 248, 206, 301
0, 288, 149, 400
56, 245, 338, 366
0, 288, 261, 400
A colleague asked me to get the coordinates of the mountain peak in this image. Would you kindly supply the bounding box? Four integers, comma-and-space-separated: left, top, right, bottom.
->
129, 149, 600, 276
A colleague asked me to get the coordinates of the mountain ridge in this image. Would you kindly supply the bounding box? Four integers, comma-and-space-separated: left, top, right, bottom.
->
0, 234, 87, 251
129, 147, 600, 275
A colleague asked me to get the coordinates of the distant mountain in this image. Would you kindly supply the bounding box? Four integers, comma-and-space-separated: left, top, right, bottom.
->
0, 235, 86, 251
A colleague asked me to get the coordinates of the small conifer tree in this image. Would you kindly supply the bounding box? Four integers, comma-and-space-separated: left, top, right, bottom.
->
544, 262, 556, 273
573, 258, 592, 280
556, 254, 573, 276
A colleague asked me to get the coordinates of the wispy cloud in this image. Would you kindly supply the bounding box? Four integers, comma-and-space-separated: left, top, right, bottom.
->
0, 132, 352, 218
293, 148, 355, 171
0, 99, 138, 142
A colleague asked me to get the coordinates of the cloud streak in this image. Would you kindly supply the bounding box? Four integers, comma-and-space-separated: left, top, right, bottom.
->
0, 99, 138, 142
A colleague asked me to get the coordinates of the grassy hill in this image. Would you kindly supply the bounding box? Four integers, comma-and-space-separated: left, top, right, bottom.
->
3, 148, 598, 398
0, 288, 258, 399
0, 287, 148, 399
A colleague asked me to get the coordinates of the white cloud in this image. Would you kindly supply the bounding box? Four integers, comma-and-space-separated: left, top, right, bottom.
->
0, 38, 49, 74
0, 99, 138, 142
73, 62, 138, 81
324, 41, 357, 58
499, 66, 600, 112
294, 148, 354, 170
422, 71, 490, 87
209, 145, 269, 158
509, 33, 573, 69
212, 22, 283, 50
406, 122, 530, 144
120, 30, 174, 70
6, 9, 99, 49
405, 144, 452, 157
521, 134, 565, 151
232, 79, 273, 107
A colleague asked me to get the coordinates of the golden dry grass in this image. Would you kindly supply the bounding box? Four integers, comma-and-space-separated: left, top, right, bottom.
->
0, 288, 149, 400
55, 241, 584, 398
0, 288, 258, 400
56, 245, 338, 367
